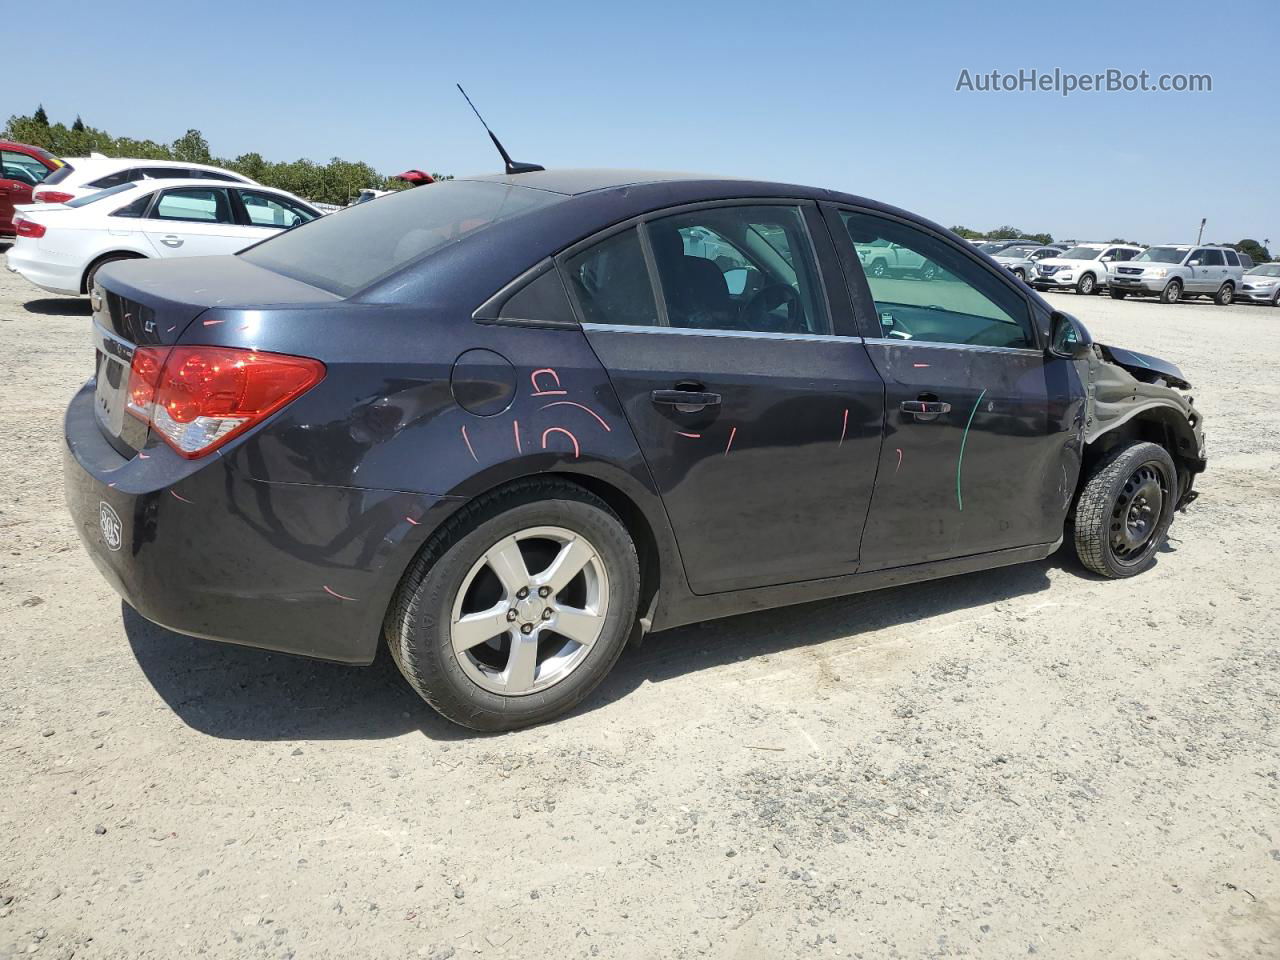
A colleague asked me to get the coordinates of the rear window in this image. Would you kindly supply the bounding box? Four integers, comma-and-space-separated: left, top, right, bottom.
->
66, 183, 138, 207
239, 180, 563, 297
41, 162, 76, 185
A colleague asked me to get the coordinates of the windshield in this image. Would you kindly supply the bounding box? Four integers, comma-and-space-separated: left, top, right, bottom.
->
1059, 246, 1101, 260
1248, 263, 1280, 277
65, 183, 137, 207
1136, 247, 1188, 264
240, 180, 562, 297
978, 241, 1011, 253
998, 245, 1039, 258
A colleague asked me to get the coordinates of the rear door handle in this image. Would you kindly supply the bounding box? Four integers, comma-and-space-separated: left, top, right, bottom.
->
901, 399, 952, 420
161, 235, 183, 247
651, 388, 721, 411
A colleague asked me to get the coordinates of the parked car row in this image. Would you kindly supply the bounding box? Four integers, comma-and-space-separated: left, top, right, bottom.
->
970, 235, 1272, 307
2, 140, 320, 296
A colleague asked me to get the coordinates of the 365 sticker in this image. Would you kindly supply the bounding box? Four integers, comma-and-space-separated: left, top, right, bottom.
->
99, 501, 122, 552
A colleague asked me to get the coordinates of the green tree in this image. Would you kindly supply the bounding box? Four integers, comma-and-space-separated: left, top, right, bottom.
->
33, 104, 49, 126
72, 115, 86, 133
949, 225, 982, 239
171, 129, 211, 164
1235, 239, 1271, 263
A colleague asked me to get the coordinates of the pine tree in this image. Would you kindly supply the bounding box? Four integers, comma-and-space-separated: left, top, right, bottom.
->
33, 104, 49, 126
72, 115, 86, 133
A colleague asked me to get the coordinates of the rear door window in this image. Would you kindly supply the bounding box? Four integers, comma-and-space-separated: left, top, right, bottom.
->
1224, 250, 1239, 267
1, 150, 52, 185
150, 187, 235, 224
563, 228, 660, 327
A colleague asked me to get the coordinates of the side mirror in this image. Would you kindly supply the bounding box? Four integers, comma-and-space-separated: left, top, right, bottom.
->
1048, 310, 1091, 359
1188, 260, 1200, 267
1100, 256, 1112, 263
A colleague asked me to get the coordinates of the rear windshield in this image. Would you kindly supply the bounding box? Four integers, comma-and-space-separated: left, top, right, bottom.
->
66, 183, 137, 207
41, 162, 76, 185
240, 180, 563, 297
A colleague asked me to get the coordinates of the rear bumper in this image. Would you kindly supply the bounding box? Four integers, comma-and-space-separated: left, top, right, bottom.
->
5, 244, 81, 295
64, 381, 461, 664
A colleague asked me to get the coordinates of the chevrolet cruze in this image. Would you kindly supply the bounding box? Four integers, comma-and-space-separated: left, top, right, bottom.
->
65, 170, 1206, 730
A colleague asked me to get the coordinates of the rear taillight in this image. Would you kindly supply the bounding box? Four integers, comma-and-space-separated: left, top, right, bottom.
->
126, 345, 324, 458
15, 219, 46, 238
35, 191, 74, 204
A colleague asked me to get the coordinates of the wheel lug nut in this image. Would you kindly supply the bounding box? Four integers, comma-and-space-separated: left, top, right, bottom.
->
538, 586, 551, 598
517, 587, 529, 599
542, 608, 552, 620
520, 624, 533, 635
506, 609, 517, 622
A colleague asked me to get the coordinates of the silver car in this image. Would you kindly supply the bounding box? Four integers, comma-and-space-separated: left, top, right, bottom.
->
1109, 245, 1246, 305
1240, 262, 1280, 306
992, 244, 1062, 283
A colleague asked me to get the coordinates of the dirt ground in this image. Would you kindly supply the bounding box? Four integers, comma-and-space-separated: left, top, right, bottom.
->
1, 249, 1277, 960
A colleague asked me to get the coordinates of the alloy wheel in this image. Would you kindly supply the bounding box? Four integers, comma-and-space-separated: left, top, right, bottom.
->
450, 526, 609, 696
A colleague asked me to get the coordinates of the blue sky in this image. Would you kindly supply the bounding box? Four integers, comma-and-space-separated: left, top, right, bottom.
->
10, 0, 1276, 244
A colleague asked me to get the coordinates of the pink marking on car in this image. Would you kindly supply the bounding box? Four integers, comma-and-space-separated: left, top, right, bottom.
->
201, 318, 225, 326
137, 452, 149, 460
895, 447, 904, 474
675, 431, 701, 438
460, 424, 478, 462
913, 363, 930, 368
839, 408, 849, 446
170, 490, 193, 504
323, 585, 358, 602
530, 368, 567, 397
541, 427, 581, 459
513, 419, 522, 454
539, 400, 611, 431
405, 516, 420, 526
724, 426, 737, 456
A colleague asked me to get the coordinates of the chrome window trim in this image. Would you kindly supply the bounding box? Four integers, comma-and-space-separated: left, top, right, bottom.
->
581, 321, 859, 345
860, 336, 1044, 357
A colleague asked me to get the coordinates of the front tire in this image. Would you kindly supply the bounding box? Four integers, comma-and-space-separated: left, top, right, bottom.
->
1077, 273, 1097, 295
1073, 442, 1178, 578
1215, 282, 1235, 306
870, 259, 888, 278
1160, 279, 1182, 304
387, 479, 640, 731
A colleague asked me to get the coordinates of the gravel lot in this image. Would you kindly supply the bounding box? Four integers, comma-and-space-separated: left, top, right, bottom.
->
1, 250, 1277, 960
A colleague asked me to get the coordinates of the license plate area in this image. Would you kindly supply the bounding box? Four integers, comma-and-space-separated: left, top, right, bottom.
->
92, 322, 147, 453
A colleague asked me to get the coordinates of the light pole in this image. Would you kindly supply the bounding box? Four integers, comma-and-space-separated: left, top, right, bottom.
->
1196, 218, 1207, 245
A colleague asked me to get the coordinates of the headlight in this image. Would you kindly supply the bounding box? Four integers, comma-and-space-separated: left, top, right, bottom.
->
1147, 268, 1167, 278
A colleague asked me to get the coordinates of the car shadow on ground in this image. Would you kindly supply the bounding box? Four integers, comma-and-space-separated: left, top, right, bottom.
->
122, 549, 1082, 742
23, 297, 90, 317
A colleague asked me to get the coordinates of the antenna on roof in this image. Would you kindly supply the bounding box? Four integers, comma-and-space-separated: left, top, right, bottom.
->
456, 84, 544, 176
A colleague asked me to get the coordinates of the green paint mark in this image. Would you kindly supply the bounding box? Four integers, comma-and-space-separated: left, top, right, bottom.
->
956, 388, 987, 511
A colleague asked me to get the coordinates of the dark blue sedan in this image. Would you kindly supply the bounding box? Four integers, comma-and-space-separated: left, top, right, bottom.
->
64, 169, 1205, 729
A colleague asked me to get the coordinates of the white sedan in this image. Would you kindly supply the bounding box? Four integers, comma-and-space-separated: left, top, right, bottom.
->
31, 156, 254, 204
5, 179, 320, 296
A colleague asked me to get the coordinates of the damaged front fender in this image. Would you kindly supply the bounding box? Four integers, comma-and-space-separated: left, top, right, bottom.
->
1080, 343, 1207, 504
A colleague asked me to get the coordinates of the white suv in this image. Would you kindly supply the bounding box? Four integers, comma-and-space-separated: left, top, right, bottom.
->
1109, 245, 1246, 305
32, 157, 254, 204
1030, 242, 1144, 295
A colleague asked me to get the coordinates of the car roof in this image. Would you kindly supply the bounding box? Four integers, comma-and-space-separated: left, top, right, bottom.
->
458, 168, 748, 196
62, 156, 243, 176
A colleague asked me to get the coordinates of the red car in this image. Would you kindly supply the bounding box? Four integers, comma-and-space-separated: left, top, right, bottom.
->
0, 140, 62, 237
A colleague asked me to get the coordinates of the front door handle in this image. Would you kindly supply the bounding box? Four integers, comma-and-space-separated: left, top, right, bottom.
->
901, 399, 952, 421
651, 387, 721, 412
160, 235, 183, 247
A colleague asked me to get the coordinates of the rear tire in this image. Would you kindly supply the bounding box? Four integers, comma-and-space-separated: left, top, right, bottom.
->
1214, 282, 1235, 306
1160, 279, 1182, 304
1073, 442, 1178, 579
386, 479, 639, 731
1077, 273, 1097, 295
